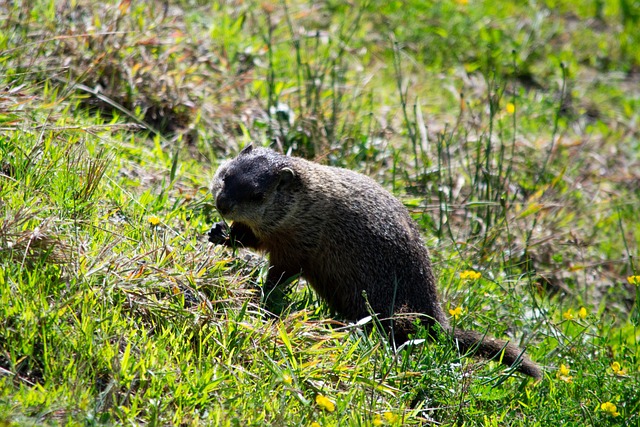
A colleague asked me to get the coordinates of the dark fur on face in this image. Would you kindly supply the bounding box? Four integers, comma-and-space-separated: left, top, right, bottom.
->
211, 145, 299, 230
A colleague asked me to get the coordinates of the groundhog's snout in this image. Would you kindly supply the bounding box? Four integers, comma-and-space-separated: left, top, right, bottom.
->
215, 192, 233, 216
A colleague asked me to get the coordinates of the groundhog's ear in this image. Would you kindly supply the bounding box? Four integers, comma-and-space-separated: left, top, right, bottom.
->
239, 144, 253, 155
278, 167, 296, 189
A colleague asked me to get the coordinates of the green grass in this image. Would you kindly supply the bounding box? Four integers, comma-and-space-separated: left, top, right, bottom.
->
1, 0, 639, 425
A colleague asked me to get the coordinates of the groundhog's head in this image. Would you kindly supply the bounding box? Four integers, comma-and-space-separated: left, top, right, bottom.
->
210, 145, 298, 228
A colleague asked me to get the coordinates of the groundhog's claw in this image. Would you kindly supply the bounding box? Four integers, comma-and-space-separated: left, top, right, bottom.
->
208, 221, 229, 244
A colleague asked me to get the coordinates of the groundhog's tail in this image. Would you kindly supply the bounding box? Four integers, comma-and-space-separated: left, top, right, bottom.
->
452, 328, 542, 379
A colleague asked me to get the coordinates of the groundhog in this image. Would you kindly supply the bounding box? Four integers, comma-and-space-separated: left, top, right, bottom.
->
208, 144, 541, 379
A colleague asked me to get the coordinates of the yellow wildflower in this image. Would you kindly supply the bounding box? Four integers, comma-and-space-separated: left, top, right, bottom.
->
383, 411, 399, 423
627, 275, 640, 285
282, 373, 293, 385
372, 415, 384, 426
449, 306, 463, 319
562, 308, 574, 320
611, 362, 627, 376
315, 394, 335, 412
310, 423, 321, 427
506, 102, 516, 114
460, 270, 481, 280
557, 364, 573, 383
578, 307, 587, 319
147, 215, 161, 226
600, 401, 620, 417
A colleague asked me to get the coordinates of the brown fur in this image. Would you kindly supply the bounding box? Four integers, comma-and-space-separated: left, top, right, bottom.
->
209, 145, 541, 379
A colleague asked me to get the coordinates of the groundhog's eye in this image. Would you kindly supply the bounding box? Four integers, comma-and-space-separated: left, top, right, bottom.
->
232, 181, 264, 204
248, 190, 265, 203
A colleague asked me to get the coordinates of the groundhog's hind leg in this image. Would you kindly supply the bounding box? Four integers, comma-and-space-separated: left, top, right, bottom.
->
262, 262, 301, 316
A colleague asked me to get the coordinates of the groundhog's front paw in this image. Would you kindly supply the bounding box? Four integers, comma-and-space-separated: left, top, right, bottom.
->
208, 221, 229, 244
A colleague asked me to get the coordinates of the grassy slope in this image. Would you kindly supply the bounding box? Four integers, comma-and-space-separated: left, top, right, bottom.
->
1, 0, 639, 425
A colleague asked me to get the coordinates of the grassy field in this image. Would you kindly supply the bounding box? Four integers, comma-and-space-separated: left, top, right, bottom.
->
1, 0, 639, 425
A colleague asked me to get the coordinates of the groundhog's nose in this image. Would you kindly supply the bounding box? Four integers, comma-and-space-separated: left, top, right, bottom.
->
215, 193, 233, 216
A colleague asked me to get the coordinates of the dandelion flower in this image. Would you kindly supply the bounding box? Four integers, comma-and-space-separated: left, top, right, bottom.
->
460, 270, 481, 280
384, 411, 399, 423
627, 275, 640, 286
562, 308, 574, 320
372, 415, 384, 426
449, 306, 463, 319
147, 215, 161, 226
506, 102, 516, 114
310, 423, 321, 427
611, 362, 627, 376
558, 364, 570, 376
315, 394, 335, 412
578, 307, 587, 319
600, 401, 620, 417
282, 373, 293, 385
557, 364, 573, 383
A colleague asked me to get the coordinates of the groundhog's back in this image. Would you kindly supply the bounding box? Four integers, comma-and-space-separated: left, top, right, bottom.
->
272, 156, 447, 332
